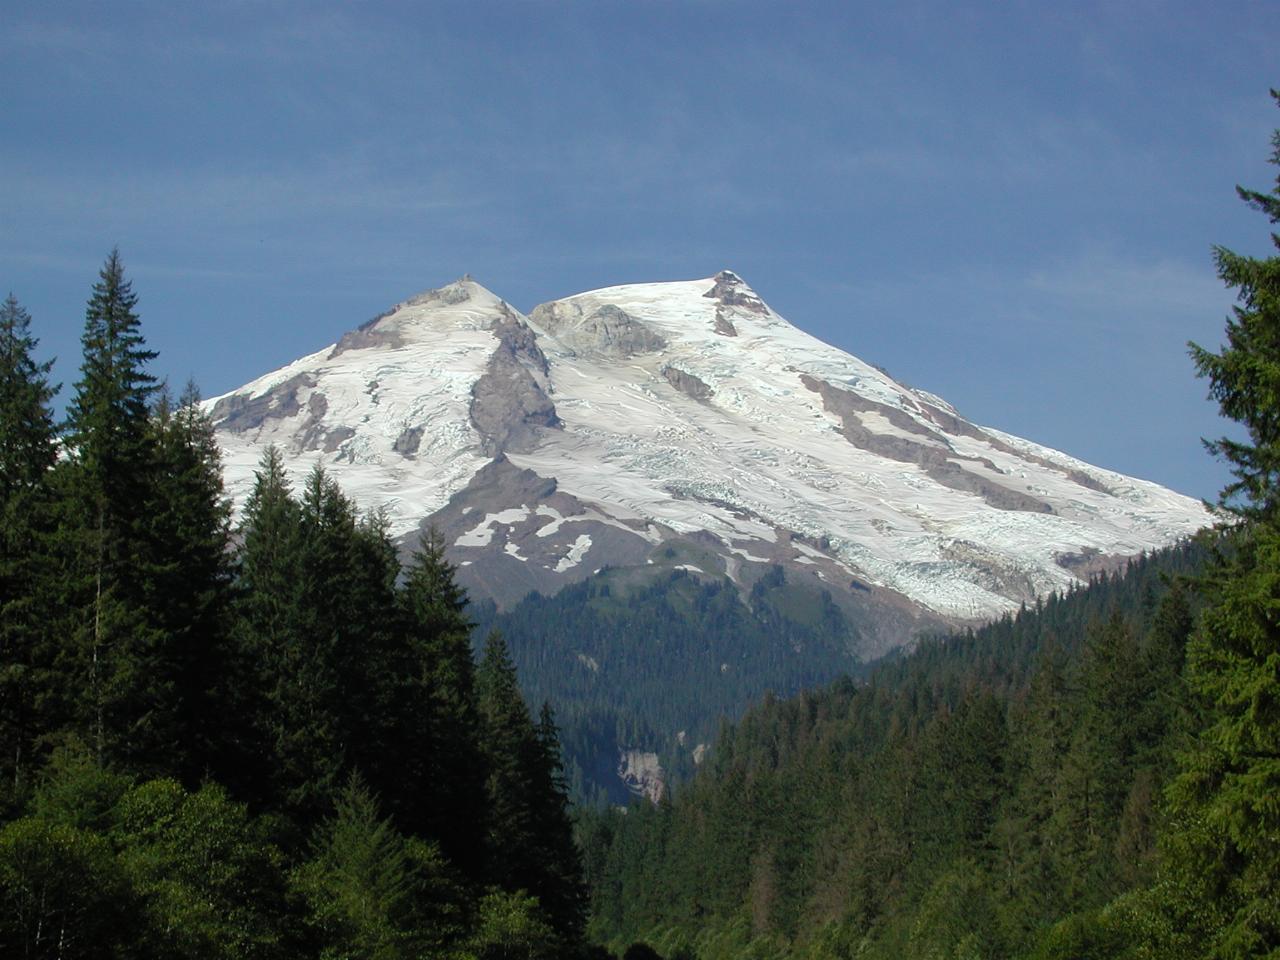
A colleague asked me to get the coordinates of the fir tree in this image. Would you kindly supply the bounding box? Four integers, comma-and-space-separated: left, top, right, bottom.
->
227, 445, 303, 807
58, 250, 163, 769
476, 632, 586, 948
291, 774, 465, 959
1163, 91, 1280, 958
142, 383, 234, 785
391, 528, 488, 870
0, 293, 57, 501
0, 293, 58, 806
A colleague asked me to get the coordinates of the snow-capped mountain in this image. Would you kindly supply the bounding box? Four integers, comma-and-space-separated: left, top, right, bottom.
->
207, 271, 1210, 652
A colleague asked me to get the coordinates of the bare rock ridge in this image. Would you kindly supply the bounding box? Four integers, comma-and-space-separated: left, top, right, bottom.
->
205, 270, 1211, 632
468, 305, 560, 457
799, 374, 1054, 513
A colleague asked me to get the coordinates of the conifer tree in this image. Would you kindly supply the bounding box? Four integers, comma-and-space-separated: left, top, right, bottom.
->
229, 445, 304, 807
392, 527, 488, 869
142, 383, 234, 784
58, 250, 163, 768
1165, 91, 1280, 958
476, 632, 585, 948
0, 293, 58, 805
0, 293, 57, 502
292, 774, 465, 959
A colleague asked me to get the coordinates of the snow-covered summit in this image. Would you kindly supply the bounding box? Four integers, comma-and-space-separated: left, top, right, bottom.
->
206, 271, 1210, 645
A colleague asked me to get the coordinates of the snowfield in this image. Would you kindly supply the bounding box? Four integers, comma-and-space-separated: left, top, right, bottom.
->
207, 273, 1211, 622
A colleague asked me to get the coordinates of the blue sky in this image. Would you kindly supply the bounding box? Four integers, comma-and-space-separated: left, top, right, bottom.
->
3, 1, 1277, 500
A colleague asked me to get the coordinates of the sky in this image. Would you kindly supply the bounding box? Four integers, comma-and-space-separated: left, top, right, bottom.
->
3, 0, 1277, 502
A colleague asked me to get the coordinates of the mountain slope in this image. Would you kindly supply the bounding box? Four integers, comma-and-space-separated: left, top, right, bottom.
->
207, 271, 1208, 646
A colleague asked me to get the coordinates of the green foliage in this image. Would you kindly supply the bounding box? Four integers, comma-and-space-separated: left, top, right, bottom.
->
0, 816, 134, 959
467, 889, 559, 960
1162, 90, 1280, 959
292, 774, 464, 960
474, 565, 862, 806
477, 633, 588, 944
0, 255, 595, 959
0, 292, 59, 809
113, 778, 288, 959
392, 527, 488, 867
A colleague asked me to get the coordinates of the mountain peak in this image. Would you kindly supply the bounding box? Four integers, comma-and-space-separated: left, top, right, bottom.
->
207, 271, 1209, 630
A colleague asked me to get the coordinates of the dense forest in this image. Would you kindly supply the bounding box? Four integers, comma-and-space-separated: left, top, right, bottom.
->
473, 564, 862, 806
580, 101, 1280, 960
579, 544, 1209, 958
0, 254, 592, 958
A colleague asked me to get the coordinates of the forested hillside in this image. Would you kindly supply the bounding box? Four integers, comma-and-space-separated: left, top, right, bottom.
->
579, 544, 1206, 958
473, 565, 862, 806
0, 254, 591, 958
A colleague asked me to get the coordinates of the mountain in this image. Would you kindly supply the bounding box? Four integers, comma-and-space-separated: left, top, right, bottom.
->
208, 270, 1208, 646
206, 270, 1210, 802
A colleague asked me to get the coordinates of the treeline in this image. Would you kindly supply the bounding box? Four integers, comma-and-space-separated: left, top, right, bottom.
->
0, 253, 591, 958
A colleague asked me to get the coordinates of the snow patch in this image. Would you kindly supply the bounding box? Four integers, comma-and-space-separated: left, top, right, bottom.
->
553, 534, 593, 573
455, 506, 532, 548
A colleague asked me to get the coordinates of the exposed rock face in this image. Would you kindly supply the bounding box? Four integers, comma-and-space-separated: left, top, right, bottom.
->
618, 749, 665, 803
530, 300, 667, 358
663, 366, 713, 401
393, 426, 424, 457
800, 374, 1054, 514
210, 372, 315, 433
703, 269, 768, 314
420, 456, 656, 608
469, 308, 560, 457
713, 307, 739, 337
328, 315, 404, 358
915, 397, 1112, 494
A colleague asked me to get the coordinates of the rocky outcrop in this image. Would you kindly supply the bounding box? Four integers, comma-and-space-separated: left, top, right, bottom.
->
713, 307, 739, 337
209, 372, 315, 433
330, 278, 473, 358
915, 396, 1111, 494
530, 300, 667, 358
663, 366, 713, 401
393, 425, 424, 457
415, 456, 657, 608
469, 308, 559, 456
703, 269, 768, 315
618, 749, 665, 803
802, 375, 1053, 514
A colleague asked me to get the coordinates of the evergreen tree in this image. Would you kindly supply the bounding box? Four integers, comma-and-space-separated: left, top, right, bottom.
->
391, 528, 488, 870
291, 774, 465, 960
137, 383, 234, 783
1162, 91, 1280, 959
0, 293, 58, 806
476, 632, 586, 949
0, 293, 57, 502
227, 445, 304, 807
58, 250, 163, 769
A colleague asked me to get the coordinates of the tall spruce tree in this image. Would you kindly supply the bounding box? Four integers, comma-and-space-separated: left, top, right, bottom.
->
59, 250, 163, 768
0, 293, 58, 805
392, 528, 488, 870
143, 383, 234, 785
229, 445, 304, 808
476, 632, 586, 948
1166, 91, 1280, 958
